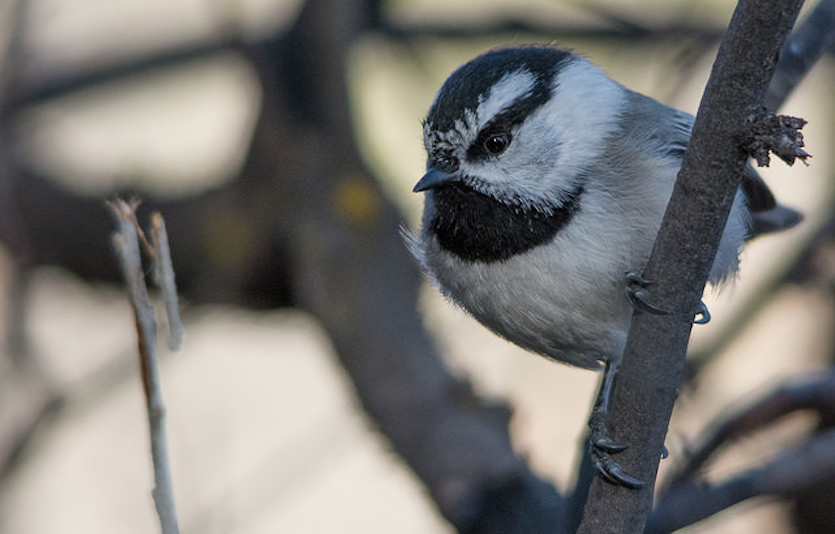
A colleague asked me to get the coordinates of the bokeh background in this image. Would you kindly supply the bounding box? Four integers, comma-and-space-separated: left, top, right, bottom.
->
0, 0, 833, 532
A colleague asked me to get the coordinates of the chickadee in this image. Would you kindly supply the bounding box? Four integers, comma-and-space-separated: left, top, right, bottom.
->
408, 46, 801, 485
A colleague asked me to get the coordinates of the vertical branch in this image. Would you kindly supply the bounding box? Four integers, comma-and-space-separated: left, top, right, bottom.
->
150, 212, 185, 352
109, 199, 180, 534
577, 1, 805, 533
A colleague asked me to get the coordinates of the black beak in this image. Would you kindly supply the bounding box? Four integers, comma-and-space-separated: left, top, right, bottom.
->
413, 168, 455, 193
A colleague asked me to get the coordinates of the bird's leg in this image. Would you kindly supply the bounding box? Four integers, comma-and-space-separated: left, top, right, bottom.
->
625, 271, 711, 324
587, 356, 644, 489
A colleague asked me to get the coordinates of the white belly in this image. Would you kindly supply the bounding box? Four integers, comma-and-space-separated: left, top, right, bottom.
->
421, 218, 638, 369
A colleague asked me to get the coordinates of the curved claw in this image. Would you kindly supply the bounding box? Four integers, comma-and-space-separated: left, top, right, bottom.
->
593, 436, 628, 454
625, 271, 670, 316
590, 433, 644, 489
629, 289, 671, 315
693, 301, 711, 324
594, 458, 645, 489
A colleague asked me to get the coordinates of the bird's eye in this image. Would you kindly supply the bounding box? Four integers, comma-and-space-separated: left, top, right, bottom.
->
484, 132, 511, 155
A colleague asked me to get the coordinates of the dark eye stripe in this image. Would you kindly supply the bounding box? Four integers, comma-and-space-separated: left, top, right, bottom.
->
466, 86, 551, 161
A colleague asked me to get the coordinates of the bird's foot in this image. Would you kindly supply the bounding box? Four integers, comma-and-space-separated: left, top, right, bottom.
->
694, 300, 711, 324
625, 271, 669, 316
588, 409, 644, 489
625, 271, 711, 325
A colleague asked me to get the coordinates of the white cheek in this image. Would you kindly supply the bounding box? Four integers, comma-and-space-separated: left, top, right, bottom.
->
544, 60, 626, 177
463, 121, 561, 204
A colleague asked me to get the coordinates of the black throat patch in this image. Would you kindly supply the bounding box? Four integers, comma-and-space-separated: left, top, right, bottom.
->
428, 182, 584, 263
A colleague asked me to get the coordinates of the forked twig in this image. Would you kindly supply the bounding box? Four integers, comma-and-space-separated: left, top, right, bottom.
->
108, 198, 181, 534
149, 213, 185, 351
667, 370, 835, 488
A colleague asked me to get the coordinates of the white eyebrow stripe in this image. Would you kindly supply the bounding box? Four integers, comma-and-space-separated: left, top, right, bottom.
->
474, 70, 537, 131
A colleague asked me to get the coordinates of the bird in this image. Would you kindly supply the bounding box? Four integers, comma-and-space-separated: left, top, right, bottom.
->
407, 45, 802, 487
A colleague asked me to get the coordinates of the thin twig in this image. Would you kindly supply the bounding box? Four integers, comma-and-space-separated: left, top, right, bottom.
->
149, 212, 185, 351
380, 16, 722, 44
108, 199, 180, 534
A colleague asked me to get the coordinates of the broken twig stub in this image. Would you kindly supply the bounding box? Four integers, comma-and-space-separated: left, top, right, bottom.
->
744, 108, 810, 167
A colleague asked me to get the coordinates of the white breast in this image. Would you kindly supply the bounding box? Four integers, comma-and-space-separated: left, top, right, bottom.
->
413, 156, 749, 369
416, 182, 645, 369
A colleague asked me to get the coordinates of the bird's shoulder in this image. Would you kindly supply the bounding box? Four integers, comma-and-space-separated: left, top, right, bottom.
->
616, 91, 782, 212
617, 90, 693, 160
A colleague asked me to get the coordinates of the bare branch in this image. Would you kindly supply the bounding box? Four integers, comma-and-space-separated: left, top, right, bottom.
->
380, 16, 722, 44
648, 427, 835, 533
666, 370, 835, 487
108, 199, 180, 534
576, 2, 804, 532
